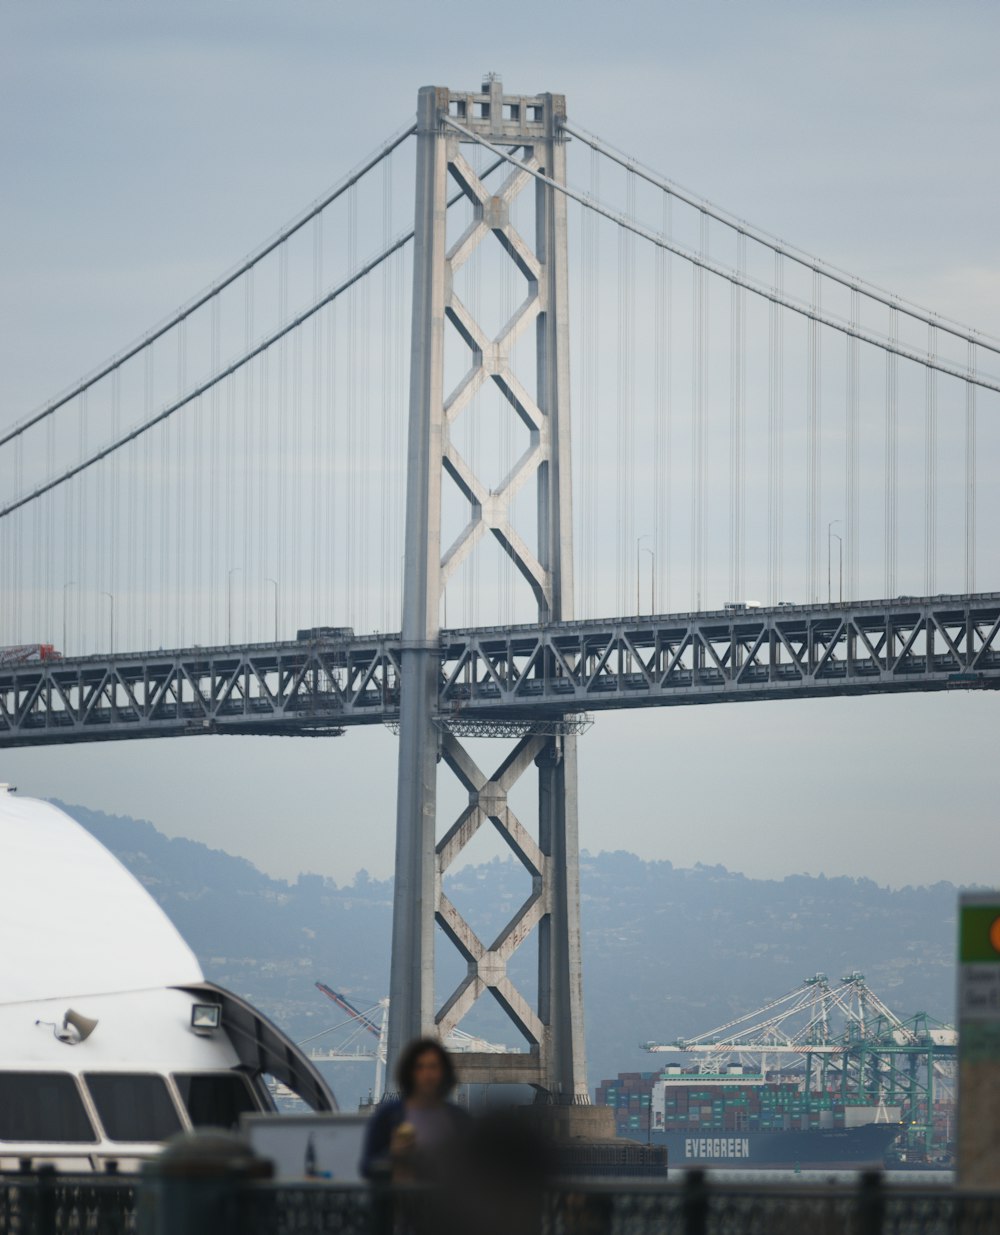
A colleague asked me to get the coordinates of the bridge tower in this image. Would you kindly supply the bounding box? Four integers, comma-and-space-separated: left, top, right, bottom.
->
388, 78, 588, 1101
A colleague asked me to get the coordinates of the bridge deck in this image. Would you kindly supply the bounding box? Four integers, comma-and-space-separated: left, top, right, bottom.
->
1, 592, 998, 747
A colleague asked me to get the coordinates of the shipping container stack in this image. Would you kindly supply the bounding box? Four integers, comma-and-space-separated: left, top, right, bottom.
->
595, 1071, 657, 1140
597, 1071, 892, 1137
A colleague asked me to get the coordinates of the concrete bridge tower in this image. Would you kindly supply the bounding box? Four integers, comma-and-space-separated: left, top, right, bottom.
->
388, 78, 588, 1104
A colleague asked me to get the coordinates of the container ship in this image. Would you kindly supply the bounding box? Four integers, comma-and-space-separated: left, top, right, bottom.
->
597, 1068, 903, 1170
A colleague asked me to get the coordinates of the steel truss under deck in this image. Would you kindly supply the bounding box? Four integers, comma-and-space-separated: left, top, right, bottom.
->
1, 592, 998, 748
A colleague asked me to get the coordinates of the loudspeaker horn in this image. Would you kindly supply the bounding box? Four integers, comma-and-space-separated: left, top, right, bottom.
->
62, 1009, 99, 1043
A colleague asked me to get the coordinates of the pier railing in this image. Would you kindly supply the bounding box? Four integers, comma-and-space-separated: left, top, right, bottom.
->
0, 1167, 136, 1235
2, 1166, 999, 1235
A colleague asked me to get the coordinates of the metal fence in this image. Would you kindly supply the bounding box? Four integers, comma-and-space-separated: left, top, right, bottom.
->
0, 1168, 136, 1235
3, 1167, 1000, 1235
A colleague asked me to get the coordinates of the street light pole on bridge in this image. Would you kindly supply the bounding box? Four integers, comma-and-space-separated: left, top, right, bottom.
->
62, 581, 76, 656
101, 592, 114, 652
827, 520, 840, 604
227, 567, 241, 645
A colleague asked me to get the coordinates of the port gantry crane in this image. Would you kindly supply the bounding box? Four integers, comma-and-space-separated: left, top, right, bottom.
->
643, 973, 956, 1157
304, 982, 507, 1101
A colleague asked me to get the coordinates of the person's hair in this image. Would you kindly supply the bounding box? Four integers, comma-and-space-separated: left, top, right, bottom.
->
395, 1037, 456, 1099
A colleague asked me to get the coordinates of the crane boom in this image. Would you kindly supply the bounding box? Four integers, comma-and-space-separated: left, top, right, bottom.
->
315, 983, 382, 1038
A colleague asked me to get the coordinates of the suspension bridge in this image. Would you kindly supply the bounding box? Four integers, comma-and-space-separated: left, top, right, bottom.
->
1, 78, 997, 1104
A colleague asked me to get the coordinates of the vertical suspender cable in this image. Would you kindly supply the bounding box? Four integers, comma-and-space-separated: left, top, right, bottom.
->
615, 189, 625, 612
390, 246, 402, 627
807, 273, 821, 601
209, 297, 221, 643
768, 275, 775, 604
191, 365, 203, 648
776, 261, 784, 605
242, 270, 254, 644
13, 440, 23, 641
46, 415, 55, 643
2, 452, 8, 639
176, 322, 186, 645
277, 244, 289, 640
627, 171, 636, 614
78, 392, 87, 652
580, 151, 598, 619
1, 458, 8, 641
615, 190, 624, 612
690, 254, 698, 609
691, 212, 707, 611
768, 257, 785, 606
346, 185, 357, 627
966, 342, 977, 593
160, 407, 170, 648
361, 204, 372, 632
730, 235, 740, 602
924, 327, 937, 594
393, 211, 403, 630
765, 275, 775, 602
96, 410, 106, 642
197, 360, 208, 650
653, 192, 671, 614
381, 155, 393, 632
226, 357, 237, 644
728, 254, 740, 603
617, 171, 636, 614
328, 297, 339, 626
126, 429, 135, 650
884, 307, 898, 597
4, 446, 12, 638
3, 451, 11, 640
392, 166, 402, 628
846, 288, 860, 602
665, 194, 674, 611
700, 215, 709, 610
144, 349, 153, 648
65, 401, 75, 650
291, 325, 302, 630
590, 150, 600, 617
258, 344, 270, 641
110, 371, 120, 648
311, 216, 322, 625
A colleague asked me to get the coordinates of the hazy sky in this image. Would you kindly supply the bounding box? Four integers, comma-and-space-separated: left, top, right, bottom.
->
2, 2, 999, 890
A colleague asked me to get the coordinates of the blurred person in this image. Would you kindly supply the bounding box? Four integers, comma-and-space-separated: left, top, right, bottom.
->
436, 1108, 556, 1235
360, 1038, 467, 1182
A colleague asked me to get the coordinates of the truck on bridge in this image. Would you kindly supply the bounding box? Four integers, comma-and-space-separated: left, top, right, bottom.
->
0, 644, 62, 667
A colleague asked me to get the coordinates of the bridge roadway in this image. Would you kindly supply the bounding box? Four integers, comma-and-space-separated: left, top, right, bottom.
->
2, 592, 998, 747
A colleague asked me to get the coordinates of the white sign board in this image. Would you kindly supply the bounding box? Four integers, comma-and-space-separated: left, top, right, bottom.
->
959, 965, 1000, 1022
241, 1113, 369, 1183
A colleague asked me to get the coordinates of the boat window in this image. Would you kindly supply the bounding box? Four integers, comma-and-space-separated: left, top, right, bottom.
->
173, 1073, 259, 1129
0, 1072, 97, 1143
84, 1073, 182, 1142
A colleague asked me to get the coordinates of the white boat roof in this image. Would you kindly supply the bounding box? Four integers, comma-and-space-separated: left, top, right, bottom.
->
0, 788, 203, 1004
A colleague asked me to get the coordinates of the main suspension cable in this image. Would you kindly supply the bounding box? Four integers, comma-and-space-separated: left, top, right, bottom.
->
564, 121, 1000, 358
443, 117, 1000, 395
0, 121, 418, 449
0, 230, 414, 520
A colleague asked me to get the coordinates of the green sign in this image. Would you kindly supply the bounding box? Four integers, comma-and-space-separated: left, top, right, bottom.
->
960, 904, 1000, 963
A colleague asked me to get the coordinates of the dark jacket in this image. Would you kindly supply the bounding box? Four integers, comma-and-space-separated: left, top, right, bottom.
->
359, 1097, 468, 1180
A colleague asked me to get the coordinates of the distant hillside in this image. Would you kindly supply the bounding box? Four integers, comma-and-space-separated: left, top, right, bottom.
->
60, 800, 960, 1103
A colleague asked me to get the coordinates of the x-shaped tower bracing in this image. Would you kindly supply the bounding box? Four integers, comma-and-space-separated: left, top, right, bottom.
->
435, 731, 550, 1047
440, 147, 563, 614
